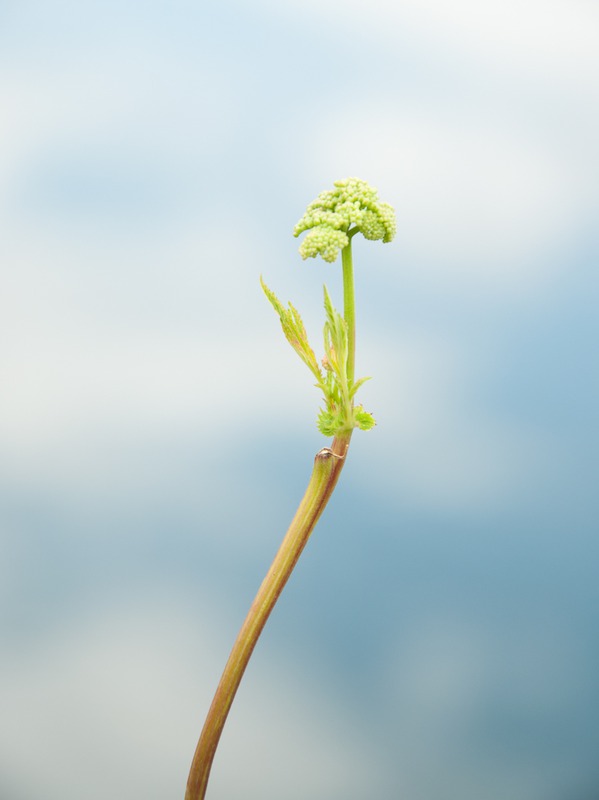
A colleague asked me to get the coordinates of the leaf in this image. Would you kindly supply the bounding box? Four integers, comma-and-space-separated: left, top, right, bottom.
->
349, 375, 371, 399
262, 277, 376, 438
317, 409, 339, 437
322, 285, 348, 377
261, 277, 323, 381
353, 406, 376, 431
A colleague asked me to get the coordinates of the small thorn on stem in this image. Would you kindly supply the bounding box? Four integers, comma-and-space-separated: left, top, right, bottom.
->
315, 447, 344, 461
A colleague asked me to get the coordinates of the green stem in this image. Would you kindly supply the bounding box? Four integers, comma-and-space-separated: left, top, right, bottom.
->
342, 231, 357, 387
185, 433, 351, 800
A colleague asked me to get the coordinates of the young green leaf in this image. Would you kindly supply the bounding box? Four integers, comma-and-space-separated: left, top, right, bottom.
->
349, 375, 371, 399
353, 406, 376, 431
260, 276, 323, 382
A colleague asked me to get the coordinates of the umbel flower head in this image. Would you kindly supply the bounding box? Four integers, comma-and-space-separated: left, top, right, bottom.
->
293, 177, 396, 263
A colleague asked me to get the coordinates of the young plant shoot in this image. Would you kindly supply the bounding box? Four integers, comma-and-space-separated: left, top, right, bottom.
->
185, 178, 396, 800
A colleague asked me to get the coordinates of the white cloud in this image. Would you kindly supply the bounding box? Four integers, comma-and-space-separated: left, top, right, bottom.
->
353, 331, 548, 511
0, 207, 300, 479
0, 591, 386, 800
396, 0, 599, 88
288, 105, 588, 293
266, 0, 598, 299
0, 219, 545, 517
0, 0, 594, 536
0, 38, 239, 200
259, 0, 599, 92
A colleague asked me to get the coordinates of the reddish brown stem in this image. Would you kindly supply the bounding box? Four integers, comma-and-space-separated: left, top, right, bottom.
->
185, 432, 352, 800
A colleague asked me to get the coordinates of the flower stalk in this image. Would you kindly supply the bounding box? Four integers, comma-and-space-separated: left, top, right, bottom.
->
342, 228, 358, 387
185, 178, 395, 799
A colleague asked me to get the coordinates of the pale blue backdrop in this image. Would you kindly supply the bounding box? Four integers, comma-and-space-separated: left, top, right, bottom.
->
1, 1, 598, 798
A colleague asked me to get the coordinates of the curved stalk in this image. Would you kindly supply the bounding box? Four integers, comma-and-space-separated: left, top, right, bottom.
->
186, 236, 359, 800
185, 432, 351, 799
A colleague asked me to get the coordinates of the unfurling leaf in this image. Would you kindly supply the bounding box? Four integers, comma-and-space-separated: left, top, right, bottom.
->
260, 277, 323, 382
353, 407, 376, 431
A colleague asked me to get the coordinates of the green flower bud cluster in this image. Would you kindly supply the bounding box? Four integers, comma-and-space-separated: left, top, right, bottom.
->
293, 177, 396, 263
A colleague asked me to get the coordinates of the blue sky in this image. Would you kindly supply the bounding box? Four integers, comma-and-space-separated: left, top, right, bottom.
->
1, 1, 598, 798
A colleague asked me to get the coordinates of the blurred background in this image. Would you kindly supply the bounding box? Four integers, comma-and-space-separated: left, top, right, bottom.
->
1, 1, 598, 798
